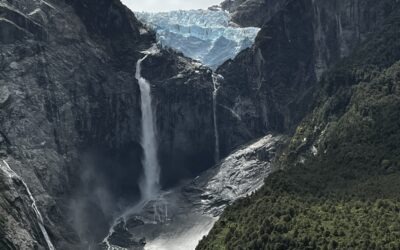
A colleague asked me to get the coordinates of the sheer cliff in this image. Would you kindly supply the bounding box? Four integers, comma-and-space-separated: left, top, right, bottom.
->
1, 0, 399, 249
215, 0, 398, 156
198, 0, 400, 249
221, 0, 284, 27
0, 0, 216, 248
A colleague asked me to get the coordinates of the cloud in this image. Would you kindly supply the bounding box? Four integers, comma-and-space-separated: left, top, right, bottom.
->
121, 0, 222, 12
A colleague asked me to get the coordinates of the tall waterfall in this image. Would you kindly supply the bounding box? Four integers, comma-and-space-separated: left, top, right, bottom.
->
136, 54, 161, 201
212, 74, 222, 162
103, 46, 162, 250
1, 160, 55, 250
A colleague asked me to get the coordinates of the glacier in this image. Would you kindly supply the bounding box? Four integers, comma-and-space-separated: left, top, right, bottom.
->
136, 9, 260, 69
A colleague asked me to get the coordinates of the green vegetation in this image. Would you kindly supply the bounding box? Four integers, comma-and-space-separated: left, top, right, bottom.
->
198, 191, 400, 250
197, 4, 400, 250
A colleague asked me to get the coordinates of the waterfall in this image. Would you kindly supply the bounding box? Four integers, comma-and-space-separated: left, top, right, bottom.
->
212, 74, 222, 162
136, 53, 161, 201
219, 104, 242, 121
1, 160, 55, 250
165, 203, 168, 222
103, 45, 162, 249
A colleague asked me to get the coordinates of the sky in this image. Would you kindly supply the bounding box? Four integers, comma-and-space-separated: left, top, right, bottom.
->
121, 0, 223, 12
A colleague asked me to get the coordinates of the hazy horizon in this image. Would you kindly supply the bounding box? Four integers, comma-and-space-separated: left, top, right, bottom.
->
121, 0, 223, 12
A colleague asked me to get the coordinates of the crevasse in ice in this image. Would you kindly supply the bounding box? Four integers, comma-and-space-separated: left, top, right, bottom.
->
136, 9, 260, 69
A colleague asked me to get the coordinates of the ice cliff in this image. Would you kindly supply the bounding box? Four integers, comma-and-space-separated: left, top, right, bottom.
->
136, 9, 260, 69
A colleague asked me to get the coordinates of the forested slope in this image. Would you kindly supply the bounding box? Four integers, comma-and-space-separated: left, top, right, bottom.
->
197, 2, 400, 249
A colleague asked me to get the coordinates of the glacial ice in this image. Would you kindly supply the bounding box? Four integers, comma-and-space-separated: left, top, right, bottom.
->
136, 9, 260, 69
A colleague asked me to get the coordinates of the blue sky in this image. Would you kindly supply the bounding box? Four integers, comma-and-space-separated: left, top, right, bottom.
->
121, 0, 223, 12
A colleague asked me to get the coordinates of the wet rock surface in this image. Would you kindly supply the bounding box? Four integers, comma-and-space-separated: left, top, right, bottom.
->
186, 134, 286, 216
0, 0, 216, 249
105, 134, 286, 250
0, 160, 50, 250
1, 0, 396, 249
215, 0, 398, 156
141, 50, 216, 186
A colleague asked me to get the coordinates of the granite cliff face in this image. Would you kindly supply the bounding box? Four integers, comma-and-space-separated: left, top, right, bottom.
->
140, 50, 215, 187
1, 0, 398, 249
221, 0, 284, 28
0, 0, 216, 248
199, 0, 400, 249
215, 0, 398, 156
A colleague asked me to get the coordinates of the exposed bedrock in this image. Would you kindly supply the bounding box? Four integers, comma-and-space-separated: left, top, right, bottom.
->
216, 0, 397, 155
1, 0, 397, 249
0, 0, 215, 248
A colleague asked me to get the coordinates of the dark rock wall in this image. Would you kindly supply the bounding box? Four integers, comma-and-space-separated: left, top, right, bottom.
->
216, 0, 397, 156
1, 0, 396, 248
0, 162, 52, 250
141, 50, 215, 187
217, 0, 315, 157
0, 0, 214, 248
0, 0, 148, 247
221, 0, 284, 27
197, 2, 400, 248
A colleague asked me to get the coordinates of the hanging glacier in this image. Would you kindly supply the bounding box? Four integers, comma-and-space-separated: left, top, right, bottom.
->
135, 9, 260, 69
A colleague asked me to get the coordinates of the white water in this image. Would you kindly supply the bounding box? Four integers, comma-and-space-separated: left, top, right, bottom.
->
152, 200, 169, 224
144, 216, 217, 250
219, 104, 242, 121
136, 53, 161, 201
212, 74, 222, 162
103, 46, 162, 249
1, 160, 55, 250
